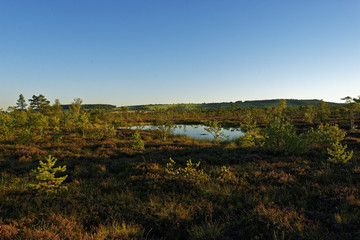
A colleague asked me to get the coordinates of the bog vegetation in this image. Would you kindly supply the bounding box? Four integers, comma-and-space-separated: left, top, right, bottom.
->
0, 94, 359, 239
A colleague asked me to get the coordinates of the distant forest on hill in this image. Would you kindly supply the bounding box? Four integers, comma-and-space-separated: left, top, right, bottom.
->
126, 99, 340, 111
61, 104, 116, 110
9, 99, 339, 112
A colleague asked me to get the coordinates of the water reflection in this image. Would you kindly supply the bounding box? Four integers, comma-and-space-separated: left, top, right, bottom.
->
123, 124, 244, 140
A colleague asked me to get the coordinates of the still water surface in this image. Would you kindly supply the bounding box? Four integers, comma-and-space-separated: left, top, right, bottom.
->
125, 124, 245, 140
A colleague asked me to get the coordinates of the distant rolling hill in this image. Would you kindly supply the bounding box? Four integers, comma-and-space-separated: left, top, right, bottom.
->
124, 99, 340, 111
61, 104, 116, 110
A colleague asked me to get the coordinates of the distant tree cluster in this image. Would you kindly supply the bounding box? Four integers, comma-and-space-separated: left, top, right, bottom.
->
12, 94, 116, 112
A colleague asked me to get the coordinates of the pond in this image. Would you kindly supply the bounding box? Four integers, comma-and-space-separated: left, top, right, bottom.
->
123, 124, 245, 141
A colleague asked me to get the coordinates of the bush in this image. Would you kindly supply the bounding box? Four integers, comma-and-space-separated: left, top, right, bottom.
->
264, 118, 306, 155
51, 126, 63, 142
30, 155, 68, 195
155, 114, 174, 141
327, 141, 353, 164
205, 121, 228, 144
84, 126, 104, 140
236, 128, 264, 148
0, 113, 14, 141
129, 132, 145, 151
216, 166, 238, 184
305, 124, 346, 147
165, 158, 208, 184
15, 128, 34, 144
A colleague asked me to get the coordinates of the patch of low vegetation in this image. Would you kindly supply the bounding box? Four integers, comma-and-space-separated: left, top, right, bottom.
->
0, 95, 359, 239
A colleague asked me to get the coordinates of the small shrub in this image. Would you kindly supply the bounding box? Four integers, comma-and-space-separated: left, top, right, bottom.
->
155, 115, 173, 141
237, 128, 264, 148
264, 118, 306, 155
15, 128, 34, 144
30, 155, 68, 195
84, 126, 104, 140
305, 124, 346, 147
205, 121, 228, 144
165, 158, 208, 184
217, 166, 238, 184
51, 126, 63, 142
0, 115, 15, 141
129, 132, 145, 151
327, 141, 353, 164
104, 125, 117, 139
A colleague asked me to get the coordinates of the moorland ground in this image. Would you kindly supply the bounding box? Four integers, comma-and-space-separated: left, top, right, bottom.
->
1, 97, 359, 239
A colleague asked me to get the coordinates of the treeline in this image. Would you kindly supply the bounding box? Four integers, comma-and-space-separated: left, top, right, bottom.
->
1, 94, 120, 143
8, 93, 116, 112
127, 99, 339, 111
61, 104, 116, 110
1, 94, 359, 145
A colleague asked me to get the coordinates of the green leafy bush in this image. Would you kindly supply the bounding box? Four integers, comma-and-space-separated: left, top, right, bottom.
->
0, 113, 14, 141
327, 141, 353, 164
30, 155, 68, 195
84, 126, 104, 140
264, 118, 306, 155
129, 131, 145, 151
237, 128, 264, 148
306, 124, 346, 147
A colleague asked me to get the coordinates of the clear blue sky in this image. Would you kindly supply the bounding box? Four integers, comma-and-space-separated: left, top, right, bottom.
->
1, 0, 359, 109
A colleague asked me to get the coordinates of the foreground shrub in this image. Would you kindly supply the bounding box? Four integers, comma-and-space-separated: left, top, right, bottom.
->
327, 141, 353, 164
30, 155, 68, 195
264, 118, 306, 155
165, 158, 208, 184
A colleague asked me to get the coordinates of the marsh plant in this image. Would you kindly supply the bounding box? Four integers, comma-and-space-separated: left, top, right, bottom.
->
30, 155, 68, 195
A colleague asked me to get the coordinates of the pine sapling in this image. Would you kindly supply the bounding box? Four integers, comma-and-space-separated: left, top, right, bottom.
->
327, 141, 353, 164
30, 155, 68, 195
